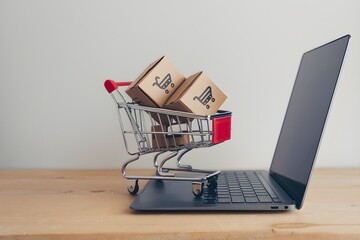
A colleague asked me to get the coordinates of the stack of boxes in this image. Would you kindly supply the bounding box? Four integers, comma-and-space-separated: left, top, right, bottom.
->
125, 56, 227, 148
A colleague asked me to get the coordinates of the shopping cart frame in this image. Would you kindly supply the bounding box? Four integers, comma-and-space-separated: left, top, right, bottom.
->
104, 79, 232, 197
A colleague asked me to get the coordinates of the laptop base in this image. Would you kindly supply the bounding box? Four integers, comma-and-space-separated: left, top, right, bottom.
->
130, 170, 296, 211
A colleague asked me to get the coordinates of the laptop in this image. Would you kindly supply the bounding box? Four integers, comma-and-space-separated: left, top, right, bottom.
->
131, 35, 351, 211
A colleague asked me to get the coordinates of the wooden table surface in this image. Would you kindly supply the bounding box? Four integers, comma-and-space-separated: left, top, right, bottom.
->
0, 169, 359, 240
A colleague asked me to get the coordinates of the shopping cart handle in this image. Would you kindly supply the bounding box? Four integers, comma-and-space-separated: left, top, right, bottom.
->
104, 80, 132, 93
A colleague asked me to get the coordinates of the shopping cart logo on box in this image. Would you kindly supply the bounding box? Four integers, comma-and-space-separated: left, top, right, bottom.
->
193, 86, 216, 109
104, 79, 231, 198
152, 73, 175, 94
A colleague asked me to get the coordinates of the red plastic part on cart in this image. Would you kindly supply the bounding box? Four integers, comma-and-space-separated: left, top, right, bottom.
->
104, 80, 132, 93
212, 116, 231, 144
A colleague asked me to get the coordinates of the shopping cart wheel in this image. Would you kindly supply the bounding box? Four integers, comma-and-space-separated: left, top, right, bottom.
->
127, 179, 139, 195
206, 177, 218, 189
192, 182, 204, 198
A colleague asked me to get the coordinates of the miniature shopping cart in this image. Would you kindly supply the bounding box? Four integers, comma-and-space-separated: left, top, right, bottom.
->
104, 79, 232, 197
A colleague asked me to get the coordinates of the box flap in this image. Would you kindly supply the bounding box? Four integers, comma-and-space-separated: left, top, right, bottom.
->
127, 56, 164, 89
126, 56, 185, 108
165, 71, 202, 105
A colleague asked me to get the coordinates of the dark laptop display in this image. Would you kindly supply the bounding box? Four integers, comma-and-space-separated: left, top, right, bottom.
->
131, 35, 351, 211
270, 35, 350, 209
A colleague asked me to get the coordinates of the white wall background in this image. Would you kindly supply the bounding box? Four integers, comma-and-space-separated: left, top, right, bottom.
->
1, 0, 359, 169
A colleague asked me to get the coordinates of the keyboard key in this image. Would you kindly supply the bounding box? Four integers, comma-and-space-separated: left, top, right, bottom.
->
231, 196, 245, 203
217, 192, 230, 195
229, 183, 238, 186
218, 198, 231, 203
242, 190, 254, 193
258, 196, 273, 203
254, 188, 266, 191
230, 192, 243, 196
272, 198, 282, 203
230, 189, 242, 193
217, 189, 229, 192
245, 197, 259, 203
256, 192, 270, 196
227, 178, 237, 180
218, 193, 230, 198
243, 194, 256, 197
229, 184, 239, 188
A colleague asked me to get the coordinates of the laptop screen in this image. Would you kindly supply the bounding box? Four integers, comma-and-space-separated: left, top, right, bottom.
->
269, 35, 350, 208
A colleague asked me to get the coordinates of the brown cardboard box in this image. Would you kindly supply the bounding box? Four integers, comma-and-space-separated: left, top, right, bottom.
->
126, 56, 185, 108
165, 71, 227, 116
151, 125, 190, 149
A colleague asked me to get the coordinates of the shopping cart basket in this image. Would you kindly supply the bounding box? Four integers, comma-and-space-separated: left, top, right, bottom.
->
104, 79, 232, 197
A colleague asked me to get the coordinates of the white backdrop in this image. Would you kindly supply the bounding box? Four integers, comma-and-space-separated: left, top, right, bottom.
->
1, 0, 359, 169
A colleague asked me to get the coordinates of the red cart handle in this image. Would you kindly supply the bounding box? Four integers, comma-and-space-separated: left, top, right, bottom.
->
104, 80, 132, 93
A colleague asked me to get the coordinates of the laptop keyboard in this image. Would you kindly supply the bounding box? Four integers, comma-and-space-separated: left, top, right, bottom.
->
203, 171, 282, 204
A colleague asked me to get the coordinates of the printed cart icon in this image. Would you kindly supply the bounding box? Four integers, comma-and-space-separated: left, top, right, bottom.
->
152, 73, 175, 94
193, 86, 215, 109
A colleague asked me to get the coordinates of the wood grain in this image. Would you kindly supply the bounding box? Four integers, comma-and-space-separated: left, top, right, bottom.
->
0, 169, 359, 239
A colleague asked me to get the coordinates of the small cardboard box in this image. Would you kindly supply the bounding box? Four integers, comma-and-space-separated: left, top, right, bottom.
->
151, 125, 190, 149
165, 71, 227, 116
126, 56, 185, 108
